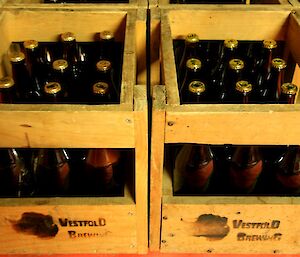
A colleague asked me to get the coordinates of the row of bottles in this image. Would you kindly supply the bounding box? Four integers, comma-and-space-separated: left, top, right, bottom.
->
173, 144, 300, 195
0, 148, 131, 197
174, 34, 297, 104
0, 31, 122, 104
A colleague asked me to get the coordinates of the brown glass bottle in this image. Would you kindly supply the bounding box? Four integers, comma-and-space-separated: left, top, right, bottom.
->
178, 33, 201, 85
43, 82, 65, 103
91, 60, 119, 103
49, 59, 70, 98
278, 83, 298, 104
23, 40, 44, 101
84, 149, 121, 195
33, 149, 70, 196
234, 80, 253, 104
98, 31, 115, 64
182, 144, 214, 194
9, 44, 31, 102
0, 77, 17, 103
61, 32, 78, 65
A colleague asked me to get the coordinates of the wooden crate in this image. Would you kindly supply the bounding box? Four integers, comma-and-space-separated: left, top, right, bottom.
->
157, 0, 291, 5
0, 7, 148, 254
150, 7, 300, 253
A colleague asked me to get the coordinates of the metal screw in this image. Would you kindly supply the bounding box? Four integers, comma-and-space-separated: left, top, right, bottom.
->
125, 119, 132, 124
128, 212, 134, 216
161, 240, 167, 243
167, 121, 174, 126
163, 216, 168, 220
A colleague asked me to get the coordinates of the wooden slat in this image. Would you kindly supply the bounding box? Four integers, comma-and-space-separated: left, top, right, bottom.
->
158, 0, 290, 6
133, 85, 148, 254
150, 85, 166, 252
165, 104, 300, 145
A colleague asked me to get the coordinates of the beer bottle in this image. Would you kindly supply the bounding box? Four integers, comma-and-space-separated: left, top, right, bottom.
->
257, 40, 278, 75
84, 149, 121, 195
259, 58, 287, 103
61, 32, 78, 65
229, 145, 263, 194
9, 44, 31, 102
98, 31, 115, 64
278, 83, 298, 104
0, 149, 35, 197
234, 80, 253, 104
50, 59, 70, 97
178, 33, 201, 85
181, 144, 214, 194
44, 82, 65, 103
23, 40, 44, 101
0, 77, 17, 103
33, 149, 70, 196
91, 60, 119, 103
221, 59, 245, 103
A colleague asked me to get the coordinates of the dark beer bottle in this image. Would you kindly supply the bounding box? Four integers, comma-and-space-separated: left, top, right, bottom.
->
9, 44, 31, 102
44, 82, 65, 103
98, 31, 115, 64
50, 59, 70, 97
33, 149, 70, 196
91, 60, 119, 103
0, 77, 17, 103
23, 40, 44, 101
84, 149, 121, 195
61, 32, 78, 64
257, 40, 278, 74
234, 80, 253, 104
178, 33, 201, 85
278, 83, 298, 104
182, 144, 214, 194
0, 149, 35, 197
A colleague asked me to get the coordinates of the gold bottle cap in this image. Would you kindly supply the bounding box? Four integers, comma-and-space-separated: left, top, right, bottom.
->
272, 58, 287, 70
236, 80, 253, 93
229, 59, 244, 70
10, 51, 25, 62
263, 39, 277, 49
281, 83, 298, 95
53, 59, 68, 71
61, 32, 76, 42
44, 82, 62, 94
100, 31, 114, 40
185, 33, 199, 44
96, 60, 112, 72
224, 39, 238, 49
23, 40, 39, 50
186, 58, 202, 70
93, 82, 109, 95
0, 76, 14, 89
188, 81, 206, 94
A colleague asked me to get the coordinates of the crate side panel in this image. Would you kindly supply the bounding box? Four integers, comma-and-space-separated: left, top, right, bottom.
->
0, 204, 137, 254
161, 202, 300, 254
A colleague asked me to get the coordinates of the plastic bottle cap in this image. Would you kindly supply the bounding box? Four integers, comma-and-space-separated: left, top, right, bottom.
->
281, 83, 298, 95
188, 81, 206, 94
0, 76, 14, 89
263, 39, 277, 49
61, 32, 76, 42
229, 59, 244, 70
53, 59, 68, 71
272, 58, 287, 70
10, 51, 25, 62
185, 33, 200, 44
23, 40, 39, 50
93, 82, 109, 95
96, 60, 112, 72
100, 31, 114, 40
224, 39, 238, 49
186, 58, 202, 70
236, 80, 253, 93
44, 82, 62, 94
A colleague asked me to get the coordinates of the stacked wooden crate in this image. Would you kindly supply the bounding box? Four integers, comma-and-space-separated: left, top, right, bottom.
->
0, 0, 148, 254
150, 0, 300, 254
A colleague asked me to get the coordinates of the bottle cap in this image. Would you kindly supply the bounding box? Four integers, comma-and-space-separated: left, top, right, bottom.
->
185, 33, 199, 44
53, 59, 68, 71
272, 58, 287, 70
10, 51, 25, 62
100, 31, 114, 41
61, 32, 76, 42
186, 58, 201, 70
263, 39, 277, 49
96, 60, 112, 72
281, 83, 298, 95
44, 82, 62, 94
0, 76, 14, 89
235, 80, 253, 93
93, 82, 109, 95
23, 40, 39, 50
229, 59, 244, 70
224, 39, 238, 49
188, 81, 206, 94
